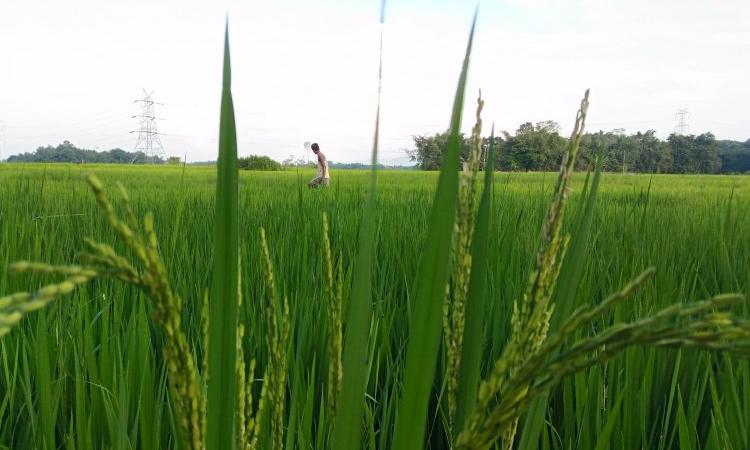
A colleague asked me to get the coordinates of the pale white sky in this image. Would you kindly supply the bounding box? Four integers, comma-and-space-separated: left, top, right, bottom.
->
1, 0, 748, 163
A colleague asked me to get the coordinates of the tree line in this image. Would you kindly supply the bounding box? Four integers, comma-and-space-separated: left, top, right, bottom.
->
5, 141, 177, 164
407, 122, 750, 174
8, 134, 750, 174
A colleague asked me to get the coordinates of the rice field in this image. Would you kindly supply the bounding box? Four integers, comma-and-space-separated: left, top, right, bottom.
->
1, 162, 748, 449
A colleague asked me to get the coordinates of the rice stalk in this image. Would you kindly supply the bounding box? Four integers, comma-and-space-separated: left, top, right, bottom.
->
0, 264, 97, 337
236, 320, 263, 450
237, 324, 248, 449
455, 90, 750, 450
456, 268, 749, 449
322, 212, 343, 420
516, 158, 603, 450
455, 123, 496, 433
259, 227, 290, 450
5, 175, 206, 449
88, 175, 205, 450
504, 90, 589, 448
457, 89, 590, 447
444, 89, 484, 433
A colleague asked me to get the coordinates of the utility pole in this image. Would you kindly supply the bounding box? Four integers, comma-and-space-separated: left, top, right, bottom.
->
674, 109, 689, 135
131, 90, 165, 163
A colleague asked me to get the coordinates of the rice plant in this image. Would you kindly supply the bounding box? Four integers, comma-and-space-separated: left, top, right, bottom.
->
1, 10, 750, 450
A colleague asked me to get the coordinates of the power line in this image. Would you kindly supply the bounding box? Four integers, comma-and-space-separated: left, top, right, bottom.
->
131, 89, 165, 162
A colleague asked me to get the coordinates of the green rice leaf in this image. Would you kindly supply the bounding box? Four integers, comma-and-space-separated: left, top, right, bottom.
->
676, 387, 694, 450
331, 2, 386, 448
206, 23, 240, 450
594, 390, 624, 450
455, 124, 495, 432
392, 11, 476, 450
36, 311, 55, 449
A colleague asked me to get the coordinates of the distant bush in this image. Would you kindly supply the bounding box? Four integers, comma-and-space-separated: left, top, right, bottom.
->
238, 155, 282, 171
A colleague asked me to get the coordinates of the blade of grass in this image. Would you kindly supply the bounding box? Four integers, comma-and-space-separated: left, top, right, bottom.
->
676, 387, 694, 450
657, 350, 682, 450
36, 311, 55, 450
392, 11, 476, 450
593, 390, 624, 450
206, 23, 240, 450
331, 2, 385, 448
455, 124, 495, 432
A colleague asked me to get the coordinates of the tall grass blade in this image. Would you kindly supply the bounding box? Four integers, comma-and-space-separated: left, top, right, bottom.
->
676, 387, 694, 450
36, 311, 55, 449
455, 125, 495, 432
392, 11, 476, 450
593, 391, 624, 450
206, 23, 240, 450
331, 2, 385, 448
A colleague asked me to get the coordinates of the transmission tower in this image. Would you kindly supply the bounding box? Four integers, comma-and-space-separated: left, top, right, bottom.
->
674, 109, 689, 135
131, 90, 165, 163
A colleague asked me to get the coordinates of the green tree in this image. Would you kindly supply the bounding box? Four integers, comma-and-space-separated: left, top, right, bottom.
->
668, 133, 696, 173
632, 130, 672, 173
718, 139, 750, 173
578, 131, 610, 170
407, 133, 469, 170
484, 135, 507, 170
504, 121, 565, 171
668, 133, 720, 173
612, 132, 638, 173
693, 132, 721, 173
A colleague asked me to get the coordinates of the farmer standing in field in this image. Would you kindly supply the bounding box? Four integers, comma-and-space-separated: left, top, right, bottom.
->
308, 142, 330, 188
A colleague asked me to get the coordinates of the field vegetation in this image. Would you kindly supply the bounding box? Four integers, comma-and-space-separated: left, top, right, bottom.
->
1, 18, 750, 450
1, 160, 748, 449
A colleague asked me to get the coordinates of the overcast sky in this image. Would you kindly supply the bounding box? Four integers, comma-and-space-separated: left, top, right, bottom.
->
1, 0, 748, 163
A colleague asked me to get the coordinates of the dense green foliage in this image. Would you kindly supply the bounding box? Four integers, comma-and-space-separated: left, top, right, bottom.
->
1, 164, 748, 449
238, 154, 282, 171
719, 139, 750, 173
409, 127, 750, 174
6, 141, 166, 164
